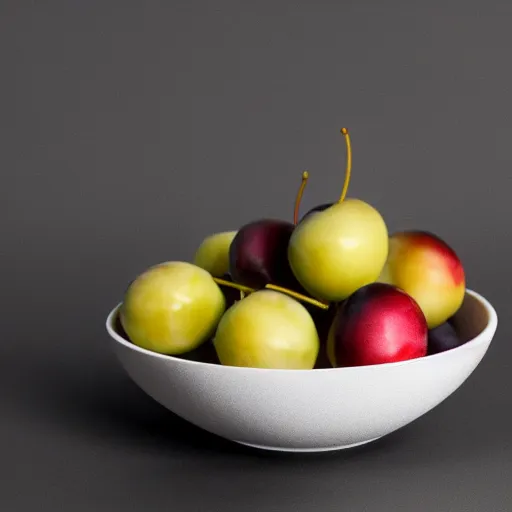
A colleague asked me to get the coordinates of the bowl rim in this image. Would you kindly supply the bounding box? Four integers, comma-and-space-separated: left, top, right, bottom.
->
105, 288, 498, 374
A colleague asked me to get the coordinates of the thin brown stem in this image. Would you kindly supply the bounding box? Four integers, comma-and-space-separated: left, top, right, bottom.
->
212, 278, 255, 295
265, 284, 329, 310
338, 128, 352, 203
294, 171, 309, 224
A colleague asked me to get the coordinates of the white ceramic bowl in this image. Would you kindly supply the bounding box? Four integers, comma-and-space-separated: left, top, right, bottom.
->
105, 289, 497, 452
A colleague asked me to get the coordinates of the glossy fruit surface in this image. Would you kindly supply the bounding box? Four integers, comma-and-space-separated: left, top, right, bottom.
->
193, 230, 237, 277
427, 321, 463, 355
120, 261, 225, 355
288, 198, 389, 302
229, 219, 300, 290
327, 283, 428, 367
378, 230, 466, 329
213, 289, 320, 369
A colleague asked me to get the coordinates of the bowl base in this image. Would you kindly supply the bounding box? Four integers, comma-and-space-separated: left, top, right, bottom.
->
235, 436, 383, 453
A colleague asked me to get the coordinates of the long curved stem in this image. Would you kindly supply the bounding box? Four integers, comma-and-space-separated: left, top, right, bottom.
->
212, 277, 329, 310
294, 171, 309, 225
338, 127, 352, 203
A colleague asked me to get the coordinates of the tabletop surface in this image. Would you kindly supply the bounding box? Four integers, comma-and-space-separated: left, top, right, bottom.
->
3, 1, 511, 510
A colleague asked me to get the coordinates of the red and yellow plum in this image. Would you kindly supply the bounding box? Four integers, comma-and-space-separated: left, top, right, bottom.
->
378, 231, 466, 329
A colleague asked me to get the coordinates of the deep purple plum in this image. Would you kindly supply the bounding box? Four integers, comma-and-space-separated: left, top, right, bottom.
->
309, 302, 340, 369
427, 321, 464, 355
218, 273, 242, 309
299, 202, 333, 223
308, 302, 339, 342
229, 219, 302, 290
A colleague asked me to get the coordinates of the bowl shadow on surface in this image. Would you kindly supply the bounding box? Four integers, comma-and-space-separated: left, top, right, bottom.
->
17, 288, 499, 463
15, 346, 419, 462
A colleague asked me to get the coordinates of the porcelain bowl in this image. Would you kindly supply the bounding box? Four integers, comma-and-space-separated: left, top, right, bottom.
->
105, 289, 497, 452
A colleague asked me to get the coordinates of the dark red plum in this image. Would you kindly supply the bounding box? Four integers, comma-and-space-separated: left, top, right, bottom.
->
229, 219, 302, 290
300, 202, 333, 223
427, 321, 464, 355
327, 283, 428, 367
217, 273, 242, 309
308, 302, 340, 342
310, 302, 340, 369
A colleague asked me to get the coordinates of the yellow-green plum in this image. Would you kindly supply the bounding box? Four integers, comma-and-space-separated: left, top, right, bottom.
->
120, 261, 226, 355
193, 230, 237, 277
378, 230, 466, 329
213, 290, 320, 369
288, 198, 389, 302
287, 128, 389, 302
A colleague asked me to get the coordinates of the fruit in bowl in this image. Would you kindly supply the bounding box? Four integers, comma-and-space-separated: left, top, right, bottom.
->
427, 321, 464, 355
306, 302, 339, 369
105, 125, 498, 452
216, 273, 244, 309
300, 202, 333, 223
377, 230, 466, 328
327, 282, 428, 368
193, 230, 237, 277
213, 289, 320, 370
229, 218, 301, 290
106, 288, 497, 452
119, 261, 226, 355
288, 129, 389, 302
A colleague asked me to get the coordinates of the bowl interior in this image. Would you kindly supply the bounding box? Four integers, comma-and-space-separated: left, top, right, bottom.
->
450, 290, 494, 343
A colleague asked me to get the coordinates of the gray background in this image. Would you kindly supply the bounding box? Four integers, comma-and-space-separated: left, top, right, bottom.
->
2, 1, 511, 510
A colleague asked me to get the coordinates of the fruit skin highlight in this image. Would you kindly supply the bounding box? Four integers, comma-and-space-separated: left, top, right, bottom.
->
327, 283, 428, 368
229, 219, 301, 290
193, 230, 237, 277
213, 289, 320, 369
378, 230, 466, 329
288, 198, 389, 302
120, 261, 226, 355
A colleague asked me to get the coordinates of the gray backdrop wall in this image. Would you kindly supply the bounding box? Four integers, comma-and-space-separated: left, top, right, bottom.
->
2, 1, 511, 511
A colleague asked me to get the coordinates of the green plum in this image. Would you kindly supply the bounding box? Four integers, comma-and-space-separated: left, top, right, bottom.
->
120, 261, 226, 355
193, 230, 237, 277
213, 289, 320, 369
288, 199, 388, 302
287, 128, 389, 302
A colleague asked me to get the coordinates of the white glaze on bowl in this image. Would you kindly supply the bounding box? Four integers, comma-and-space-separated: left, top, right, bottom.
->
105, 289, 497, 452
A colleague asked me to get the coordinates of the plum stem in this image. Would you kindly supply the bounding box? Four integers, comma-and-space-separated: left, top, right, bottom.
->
337, 127, 352, 203
294, 171, 309, 225
212, 278, 254, 295
265, 284, 330, 310
213, 278, 329, 310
